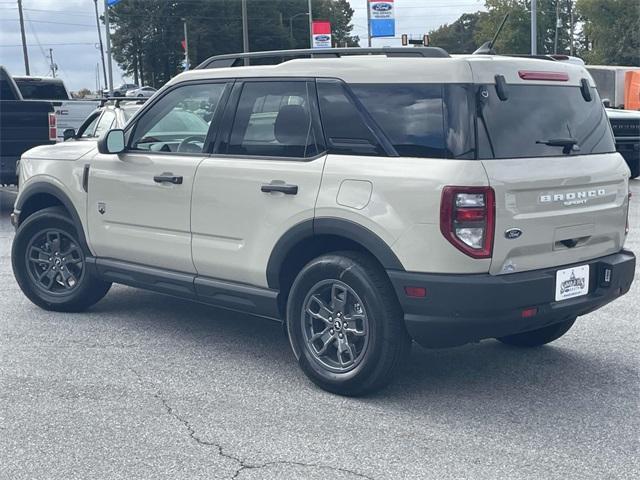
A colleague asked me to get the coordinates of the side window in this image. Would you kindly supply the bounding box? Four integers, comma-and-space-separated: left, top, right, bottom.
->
226, 81, 318, 158
78, 112, 100, 138
316, 81, 384, 156
93, 110, 116, 138
351, 84, 447, 158
130, 83, 227, 154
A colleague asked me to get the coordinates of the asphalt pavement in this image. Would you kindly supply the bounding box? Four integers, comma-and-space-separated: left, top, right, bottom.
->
1, 182, 639, 480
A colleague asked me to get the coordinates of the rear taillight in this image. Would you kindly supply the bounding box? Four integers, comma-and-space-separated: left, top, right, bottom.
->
48, 112, 57, 141
440, 186, 495, 259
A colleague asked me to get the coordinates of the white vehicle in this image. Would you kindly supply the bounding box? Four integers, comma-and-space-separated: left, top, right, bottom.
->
586, 65, 640, 109
13, 76, 99, 142
10, 48, 635, 396
125, 86, 157, 98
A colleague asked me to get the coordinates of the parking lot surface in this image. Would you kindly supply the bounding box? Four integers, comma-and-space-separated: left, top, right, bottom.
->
1, 182, 639, 480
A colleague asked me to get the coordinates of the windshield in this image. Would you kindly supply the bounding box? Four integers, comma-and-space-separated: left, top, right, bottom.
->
14, 78, 69, 100
148, 110, 209, 135
477, 84, 615, 159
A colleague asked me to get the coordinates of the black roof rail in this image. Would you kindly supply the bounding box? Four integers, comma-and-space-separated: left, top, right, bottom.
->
196, 47, 450, 70
99, 96, 150, 107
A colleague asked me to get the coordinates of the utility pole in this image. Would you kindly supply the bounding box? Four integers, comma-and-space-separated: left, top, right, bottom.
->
531, 0, 537, 55
554, 0, 560, 54
48, 49, 57, 77
366, 0, 372, 47
93, 0, 108, 93
308, 0, 314, 48
17, 0, 30, 75
104, 0, 114, 95
182, 18, 189, 71
241, 0, 249, 65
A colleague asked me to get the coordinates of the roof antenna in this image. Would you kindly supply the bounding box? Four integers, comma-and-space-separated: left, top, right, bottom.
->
473, 13, 509, 55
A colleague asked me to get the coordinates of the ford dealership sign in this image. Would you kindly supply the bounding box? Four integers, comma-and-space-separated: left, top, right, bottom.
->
369, 1, 395, 38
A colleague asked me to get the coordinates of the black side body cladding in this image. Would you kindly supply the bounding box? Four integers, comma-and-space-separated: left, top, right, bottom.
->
14, 183, 91, 253
265, 217, 405, 289
94, 258, 281, 320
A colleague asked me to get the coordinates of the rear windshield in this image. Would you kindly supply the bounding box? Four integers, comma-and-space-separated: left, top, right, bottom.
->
477, 84, 615, 159
14, 78, 69, 100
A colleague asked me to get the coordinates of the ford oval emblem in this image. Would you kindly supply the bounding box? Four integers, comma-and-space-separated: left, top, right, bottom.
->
505, 228, 523, 240
315, 35, 330, 42
372, 3, 392, 11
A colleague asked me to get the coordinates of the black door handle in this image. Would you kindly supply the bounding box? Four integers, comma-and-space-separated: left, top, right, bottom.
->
261, 183, 298, 195
154, 174, 183, 185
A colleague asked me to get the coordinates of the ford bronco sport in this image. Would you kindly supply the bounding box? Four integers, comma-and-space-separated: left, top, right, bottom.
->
11, 48, 635, 396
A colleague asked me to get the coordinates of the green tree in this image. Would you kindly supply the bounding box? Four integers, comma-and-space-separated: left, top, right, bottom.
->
577, 0, 640, 65
108, 0, 358, 88
429, 12, 487, 54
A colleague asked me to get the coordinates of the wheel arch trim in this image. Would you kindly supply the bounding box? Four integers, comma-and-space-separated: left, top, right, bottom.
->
266, 217, 405, 290
14, 181, 90, 253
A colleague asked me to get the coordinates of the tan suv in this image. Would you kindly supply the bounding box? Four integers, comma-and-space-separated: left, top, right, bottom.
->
11, 48, 636, 396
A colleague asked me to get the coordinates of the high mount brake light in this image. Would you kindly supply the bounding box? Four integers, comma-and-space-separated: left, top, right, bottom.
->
440, 186, 495, 259
518, 70, 569, 81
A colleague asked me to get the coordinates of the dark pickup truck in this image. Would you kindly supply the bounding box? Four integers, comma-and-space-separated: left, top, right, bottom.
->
607, 108, 640, 179
0, 66, 56, 185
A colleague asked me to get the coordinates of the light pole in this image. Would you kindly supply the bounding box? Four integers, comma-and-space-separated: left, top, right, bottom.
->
289, 12, 309, 46
182, 18, 189, 71
241, 0, 249, 65
531, 0, 537, 55
307, 0, 313, 48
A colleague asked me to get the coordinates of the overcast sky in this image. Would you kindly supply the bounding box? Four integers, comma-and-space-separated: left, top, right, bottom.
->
0, 0, 485, 92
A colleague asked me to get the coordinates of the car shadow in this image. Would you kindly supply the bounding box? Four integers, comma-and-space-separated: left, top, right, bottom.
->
89, 285, 631, 416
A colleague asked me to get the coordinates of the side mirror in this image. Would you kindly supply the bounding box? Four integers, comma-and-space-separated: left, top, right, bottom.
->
97, 129, 125, 154
63, 128, 76, 141
602, 98, 611, 108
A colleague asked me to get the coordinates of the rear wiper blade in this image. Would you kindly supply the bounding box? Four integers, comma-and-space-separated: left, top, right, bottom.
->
536, 138, 580, 154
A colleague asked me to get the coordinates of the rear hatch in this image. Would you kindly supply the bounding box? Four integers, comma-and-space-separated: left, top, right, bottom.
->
469, 59, 630, 275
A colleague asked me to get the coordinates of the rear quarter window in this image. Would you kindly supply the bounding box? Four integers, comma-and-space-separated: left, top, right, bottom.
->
351, 84, 447, 158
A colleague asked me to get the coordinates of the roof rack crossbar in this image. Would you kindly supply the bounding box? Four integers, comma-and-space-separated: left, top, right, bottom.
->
196, 47, 449, 70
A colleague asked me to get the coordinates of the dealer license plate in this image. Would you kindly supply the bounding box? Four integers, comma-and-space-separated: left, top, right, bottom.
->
555, 265, 590, 301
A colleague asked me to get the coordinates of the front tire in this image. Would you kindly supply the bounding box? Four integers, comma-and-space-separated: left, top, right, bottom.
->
12, 207, 111, 312
287, 252, 410, 396
497, 317, 576, 347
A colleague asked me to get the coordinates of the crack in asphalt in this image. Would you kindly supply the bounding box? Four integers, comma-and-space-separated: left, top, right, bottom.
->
129, 368, 374, 480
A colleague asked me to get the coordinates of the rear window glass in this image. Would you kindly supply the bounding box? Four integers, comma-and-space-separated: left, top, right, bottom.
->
478, 84, 615, 159
14, 79, 69, 100
351, 84, 447, 158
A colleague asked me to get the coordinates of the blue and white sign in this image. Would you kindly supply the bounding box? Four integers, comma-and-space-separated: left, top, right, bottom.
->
369, 0, 395, 38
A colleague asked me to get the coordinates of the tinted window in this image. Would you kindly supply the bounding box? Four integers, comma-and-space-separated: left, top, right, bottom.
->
0, 79, 17, 100
478, 84, 615, 158
316, 81, 384, 156
130, 83, 226, 153
352, 84, 447, 158
14, 78, 69, 100
227, 81, 318, 158
93, 110, 116, 138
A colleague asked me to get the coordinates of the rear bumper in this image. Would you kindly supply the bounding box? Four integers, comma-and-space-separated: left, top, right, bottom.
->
388, 250, 635, 348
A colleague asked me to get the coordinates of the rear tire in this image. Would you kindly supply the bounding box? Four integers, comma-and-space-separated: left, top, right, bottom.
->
287, 251, 410, 396
497, 317, 576, 347
12, 207, 111, 312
